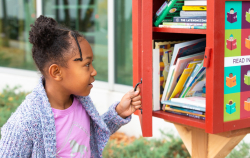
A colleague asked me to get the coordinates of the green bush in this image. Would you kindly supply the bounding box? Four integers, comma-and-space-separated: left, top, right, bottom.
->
0, 85, 28, 128
103, 131, 190, 158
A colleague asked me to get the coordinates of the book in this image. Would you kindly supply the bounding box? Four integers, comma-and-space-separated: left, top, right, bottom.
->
161, 65, 176, 105
170, 96, 206, 109
185, 72, 206, 97
169, 68, 193, 99
169, 105, 205, 115
181, 66, 206, 98
173, 16, 207, 23
227, 12, 237, 23
159, 25, 206, 29
165, 110, 205, 120
162, 22, 207, 26
170, 38, 206, 68
154, 0, 184, 26
182, 6, 207, 11
180, 62, 201, 97
153, 49, 161, 111
246, 12, 250, 23
184, 1, 207, 6
163, 52, 204, 101
153, 1, 168, 22
180, 11, 207, 17
165, 107, 205, 117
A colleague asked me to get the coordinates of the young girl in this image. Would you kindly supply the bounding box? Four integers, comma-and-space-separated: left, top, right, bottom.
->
0, 15, 141, 158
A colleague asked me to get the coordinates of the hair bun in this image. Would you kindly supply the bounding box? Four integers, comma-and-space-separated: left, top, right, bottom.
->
29, 15, 57, 48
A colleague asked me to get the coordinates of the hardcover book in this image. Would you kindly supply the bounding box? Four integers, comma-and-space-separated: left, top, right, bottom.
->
173, 16, 207, 23
226, 76, 236, 87
184, 1, 207, 6
180, 11, 207, 17
182, 6, 207, 11
226, 101, 236, 114
246, 38, 250, 49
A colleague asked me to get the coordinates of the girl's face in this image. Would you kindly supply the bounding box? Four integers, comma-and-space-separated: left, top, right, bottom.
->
60, 38, 97, 96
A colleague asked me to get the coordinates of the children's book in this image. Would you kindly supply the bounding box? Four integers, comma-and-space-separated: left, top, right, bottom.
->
165, 107, 205, 117
180, 60, 205, 98
163, 52, 204, 101
170, 97, 206, 108
165, 109, 205, 120
182, 6, 207, 11
181, 68, 206, 98
227, 12, 237, 23
185, 72, 206, 97
170, 38, 206, 68
162, 22, 207, 26
169, 105, 205, 115
226, 39, 237, 50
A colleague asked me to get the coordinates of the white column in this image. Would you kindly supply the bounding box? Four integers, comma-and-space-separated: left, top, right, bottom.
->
36, 0, 42, 18
108, 0, 115, 91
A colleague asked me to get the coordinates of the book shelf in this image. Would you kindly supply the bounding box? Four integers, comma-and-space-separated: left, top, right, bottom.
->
133, 0, 250, 137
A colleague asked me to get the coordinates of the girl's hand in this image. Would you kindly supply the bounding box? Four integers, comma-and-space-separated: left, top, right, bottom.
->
115, 87, 141, 119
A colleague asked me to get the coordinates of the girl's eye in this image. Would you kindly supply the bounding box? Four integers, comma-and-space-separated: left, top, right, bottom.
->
85, 63, 90, 67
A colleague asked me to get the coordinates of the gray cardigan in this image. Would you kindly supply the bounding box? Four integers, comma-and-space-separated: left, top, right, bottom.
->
0, 77, 131, 157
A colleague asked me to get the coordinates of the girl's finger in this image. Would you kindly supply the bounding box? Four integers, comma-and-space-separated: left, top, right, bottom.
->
132, 95, 141, 102
131, 100, 141, 106
133, 105, 141, 110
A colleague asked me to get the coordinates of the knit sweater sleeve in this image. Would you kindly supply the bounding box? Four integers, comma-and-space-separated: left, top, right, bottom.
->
0, 113, 32, 157
101, 102, 131, 134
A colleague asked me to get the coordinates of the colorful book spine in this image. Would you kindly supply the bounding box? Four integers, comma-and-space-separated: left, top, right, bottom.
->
153, 1, 168, 22
182, 6, 207, 11
165, 110, 205, 120
165, 107, 205, 117
162, 100, 206, 112
159, 25, 206, 29
170, 106, 205, 115
154, 0, 179, 26
162, 22, 207, 26
180, 11, 207, 17
173, 16, 207, 23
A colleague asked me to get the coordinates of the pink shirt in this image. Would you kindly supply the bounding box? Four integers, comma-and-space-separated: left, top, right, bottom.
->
52, 97, 91, 158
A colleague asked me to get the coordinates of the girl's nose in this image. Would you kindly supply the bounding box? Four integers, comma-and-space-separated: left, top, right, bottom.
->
91, 67, 97, 76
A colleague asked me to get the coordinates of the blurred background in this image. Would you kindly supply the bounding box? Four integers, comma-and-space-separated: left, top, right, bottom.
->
1, 1, 250, 157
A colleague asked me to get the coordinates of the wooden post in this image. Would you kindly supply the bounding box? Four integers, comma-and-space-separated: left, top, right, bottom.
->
174, 124, 246, 158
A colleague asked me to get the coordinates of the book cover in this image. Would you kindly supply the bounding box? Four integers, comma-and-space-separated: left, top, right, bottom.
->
153, 1, 168, 22
185, 72, 206, 97
171, 97, 206, 108
180, 62, 201, 97
182, 66, 206, 98
163, 52, 204, 101
173, 16, 207, 23
162, 22, 207, 26
170, 38, 206, 68
169, 105, 205, 115
154, 0, 183, 26
162, 99, 206, 111
245, 38, 250, 49
184, 1, 207, 6
226, 39, 237, 50
169, 68, 193, 99
182, 6, 207, 11
180, 11, 207, 17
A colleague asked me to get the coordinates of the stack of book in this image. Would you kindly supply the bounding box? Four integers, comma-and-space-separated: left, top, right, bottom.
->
153, 38, 206, 120
155, 0, 207, 29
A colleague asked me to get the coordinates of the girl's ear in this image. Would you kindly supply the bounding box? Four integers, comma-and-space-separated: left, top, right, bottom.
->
48, 64, 63, 81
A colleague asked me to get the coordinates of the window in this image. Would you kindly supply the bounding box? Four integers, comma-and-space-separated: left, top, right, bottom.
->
0, 0, 37, 70
43, 0, 108, 81
114, 0, 132, 86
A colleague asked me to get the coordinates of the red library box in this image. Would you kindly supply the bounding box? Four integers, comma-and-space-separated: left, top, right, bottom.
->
133, 0, 250, 137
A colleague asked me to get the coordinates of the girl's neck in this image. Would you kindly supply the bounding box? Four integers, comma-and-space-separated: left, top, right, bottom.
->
43, 79, 73, 110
